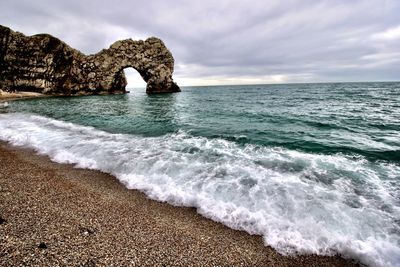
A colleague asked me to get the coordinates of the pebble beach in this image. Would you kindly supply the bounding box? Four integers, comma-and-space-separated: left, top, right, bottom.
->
0, 141, 359, 266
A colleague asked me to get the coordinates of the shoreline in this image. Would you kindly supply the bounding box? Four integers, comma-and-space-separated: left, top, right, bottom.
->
0, 91, 48, 102
0, 141, 360, 266
0, 90, 128, 103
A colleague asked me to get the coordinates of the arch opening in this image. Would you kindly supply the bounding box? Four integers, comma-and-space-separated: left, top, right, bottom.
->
124, 67, 147, 91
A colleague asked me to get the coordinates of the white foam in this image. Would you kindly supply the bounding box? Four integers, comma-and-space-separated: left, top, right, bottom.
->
0, 113, 399, 267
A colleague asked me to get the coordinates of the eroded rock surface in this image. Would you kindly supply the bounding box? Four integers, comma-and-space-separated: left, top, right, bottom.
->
0, 25, 180, 94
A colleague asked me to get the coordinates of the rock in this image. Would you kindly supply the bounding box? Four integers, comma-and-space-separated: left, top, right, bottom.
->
0, 25, 180, 94
81, 259, 96, 267
38, 242, 47, 249
80, 227, 95, 236
0, 216, 6, 224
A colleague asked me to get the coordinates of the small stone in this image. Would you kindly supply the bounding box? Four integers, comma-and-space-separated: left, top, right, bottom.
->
82, 259, 96, 267
80, 227, 95, 236
38, 242, 47, 249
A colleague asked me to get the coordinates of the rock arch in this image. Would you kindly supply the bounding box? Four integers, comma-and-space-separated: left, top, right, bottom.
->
0, 25, 180, 94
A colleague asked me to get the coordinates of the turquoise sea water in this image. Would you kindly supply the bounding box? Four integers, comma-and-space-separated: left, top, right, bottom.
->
0, 82, 399, 266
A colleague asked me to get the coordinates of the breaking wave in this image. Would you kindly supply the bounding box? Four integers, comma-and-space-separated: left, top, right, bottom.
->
0, 113, 399, 267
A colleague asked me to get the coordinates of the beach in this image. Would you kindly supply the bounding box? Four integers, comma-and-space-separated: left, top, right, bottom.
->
0, 91, 47, 102
0, 141, 359, 266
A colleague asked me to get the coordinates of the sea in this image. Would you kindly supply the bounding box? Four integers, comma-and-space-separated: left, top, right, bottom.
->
0, 82, 399, 267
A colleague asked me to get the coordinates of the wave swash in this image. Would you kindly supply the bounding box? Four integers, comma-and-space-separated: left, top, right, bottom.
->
1, 113, 399, 267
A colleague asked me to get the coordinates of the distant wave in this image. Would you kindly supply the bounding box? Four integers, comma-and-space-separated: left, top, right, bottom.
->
0, 113, 399, 267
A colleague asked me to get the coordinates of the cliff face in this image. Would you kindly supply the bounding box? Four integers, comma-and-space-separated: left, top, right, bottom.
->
0, 25, 180, 94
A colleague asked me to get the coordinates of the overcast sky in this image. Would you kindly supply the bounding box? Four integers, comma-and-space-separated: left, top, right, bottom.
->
1, 0, 399, 87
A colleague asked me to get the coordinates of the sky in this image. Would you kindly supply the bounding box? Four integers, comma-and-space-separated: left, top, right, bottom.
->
1, 0, 399, 87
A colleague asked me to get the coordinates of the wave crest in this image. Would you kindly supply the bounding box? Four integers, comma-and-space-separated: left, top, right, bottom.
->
0, 113, 399, 267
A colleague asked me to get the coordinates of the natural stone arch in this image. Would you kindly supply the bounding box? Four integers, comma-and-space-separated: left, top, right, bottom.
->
82, 37, 180, 93
0, 25, 180, 94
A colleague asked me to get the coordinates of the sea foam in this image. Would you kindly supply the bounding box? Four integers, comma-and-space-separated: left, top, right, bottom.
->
0, 113, 399, 267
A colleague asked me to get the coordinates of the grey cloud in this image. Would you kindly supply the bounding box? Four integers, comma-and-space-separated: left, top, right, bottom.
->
0, 0, 399, 85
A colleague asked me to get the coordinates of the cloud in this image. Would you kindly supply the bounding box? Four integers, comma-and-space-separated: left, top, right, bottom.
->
372, 25, 400, 41
0, 0, 399, 86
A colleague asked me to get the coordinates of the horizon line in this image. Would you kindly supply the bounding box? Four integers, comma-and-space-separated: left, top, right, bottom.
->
127, 80, 400, 89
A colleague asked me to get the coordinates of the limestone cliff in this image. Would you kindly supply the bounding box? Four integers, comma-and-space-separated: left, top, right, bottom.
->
0, 25, 180, 94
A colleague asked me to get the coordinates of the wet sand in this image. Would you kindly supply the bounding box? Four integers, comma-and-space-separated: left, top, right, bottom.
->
0, 141, 360, 266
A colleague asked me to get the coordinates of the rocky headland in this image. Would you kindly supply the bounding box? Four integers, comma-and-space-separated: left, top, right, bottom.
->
0, 25, 180, 95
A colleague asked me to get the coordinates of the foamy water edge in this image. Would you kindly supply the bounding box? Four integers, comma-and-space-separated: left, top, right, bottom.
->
0, 113, 399, 267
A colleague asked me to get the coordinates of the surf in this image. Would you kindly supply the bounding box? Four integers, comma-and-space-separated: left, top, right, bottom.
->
0, 112, 399, 267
